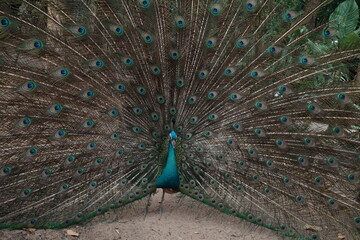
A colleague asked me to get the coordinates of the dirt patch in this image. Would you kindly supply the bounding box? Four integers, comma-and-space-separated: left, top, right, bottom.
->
0, 191, 284, 240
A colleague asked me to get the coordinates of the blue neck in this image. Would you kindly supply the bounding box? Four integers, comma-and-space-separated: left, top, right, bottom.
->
155, 140, 180, 188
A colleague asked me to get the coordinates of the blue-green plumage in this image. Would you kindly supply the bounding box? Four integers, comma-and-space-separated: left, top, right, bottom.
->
156, 131, 180, 189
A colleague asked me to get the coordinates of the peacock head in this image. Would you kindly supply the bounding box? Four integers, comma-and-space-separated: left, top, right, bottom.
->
170, 130, 177, 140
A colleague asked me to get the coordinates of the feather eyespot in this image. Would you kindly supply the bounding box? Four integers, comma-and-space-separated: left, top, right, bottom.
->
175, 16, 185, 28
210, 4, 221, 16
323, 28, 335, 37
236, 38, 249, 48
206, 37, 217, 48
87, 142, 96, 150
224, 67, 235, 76
47, 104, 62, 114
1, 17, 10, 27
20, 81, 37, 92
21, 189, 31, 197
53, 129, 67, 139
25, 147, 38, 157
111, 132, 120, 139
1, 167, 11, 176
115, 27, 123, 34
77, 27, 86, 35
189, 116, 198, 124
136, 86, 146, 95
65, 156, 75, 165
198, 70, 208, 79
139, 0, 150, 8
169, 107, 176, 115
208, 91, 218, 99
33, 41, 42, 48
170, 50, 180, 60
143, 34, 153, 43
110, 25, 124, 35
188, 96, 197, 104
108, 109, 119, 117
82, 90, 95, 99
17, 117, 31, 128
176, 78, 184, 87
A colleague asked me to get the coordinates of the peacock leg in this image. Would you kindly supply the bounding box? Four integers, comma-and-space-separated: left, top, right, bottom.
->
143, 194, 152, 220
158, 189, 166, 219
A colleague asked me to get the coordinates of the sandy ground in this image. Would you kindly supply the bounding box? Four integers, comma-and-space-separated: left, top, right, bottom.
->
0, 191, 285, 240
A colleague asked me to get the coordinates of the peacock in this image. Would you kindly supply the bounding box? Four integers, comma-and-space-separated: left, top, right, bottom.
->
0, 0, 360, 239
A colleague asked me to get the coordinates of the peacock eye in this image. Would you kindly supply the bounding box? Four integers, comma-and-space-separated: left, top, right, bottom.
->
188, 96, 196, 104
23, 189, 31, 195
78, 27, 86, 34
308, 104, 315, 111
323, 28, 335, 37
206, 37, 217, 48
141, 0, 149, 7
121, 57, 134, 66
82, 90, 95, 99
1, 17, 10, 27
279, 86, 286, 92
20, 81, 37, 92
338, 93, 346, 100
177, 79, 184, 87
33, 41, 42, 48
60, 69, 68, 76
199, 70, 208, 79
144, 35, 152, 43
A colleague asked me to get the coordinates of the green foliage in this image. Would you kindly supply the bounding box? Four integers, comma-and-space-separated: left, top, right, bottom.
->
340, 32, 360, 50
329, 0, 359, 38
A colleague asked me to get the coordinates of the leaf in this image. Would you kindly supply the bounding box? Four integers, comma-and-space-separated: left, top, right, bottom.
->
22, 228, 36, 233
305, 225, 322, 232
66, 229, 80, 237
339, 32, 360, 50
337, 232, 346, 239
329, 0, 359, 38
